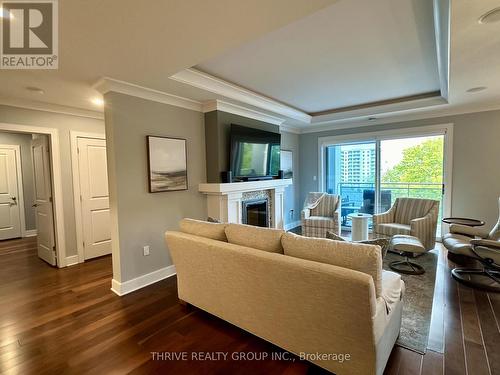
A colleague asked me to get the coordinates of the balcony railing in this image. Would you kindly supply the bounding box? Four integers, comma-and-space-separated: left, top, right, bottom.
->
332, 182, 444, 232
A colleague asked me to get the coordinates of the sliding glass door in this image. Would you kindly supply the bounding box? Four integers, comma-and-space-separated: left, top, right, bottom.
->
322, 129, 449, 238
325, 142, 376, 229
379, 135, 445, 236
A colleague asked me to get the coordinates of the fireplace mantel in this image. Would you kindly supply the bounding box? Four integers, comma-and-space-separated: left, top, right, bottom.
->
198, 179, 292, 228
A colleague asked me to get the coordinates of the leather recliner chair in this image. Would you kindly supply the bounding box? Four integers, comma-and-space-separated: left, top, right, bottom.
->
442, 197, 500, 292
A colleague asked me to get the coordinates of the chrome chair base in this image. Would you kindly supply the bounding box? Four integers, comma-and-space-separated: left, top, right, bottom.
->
451, 268, 500, 293
390, 257, 425, 275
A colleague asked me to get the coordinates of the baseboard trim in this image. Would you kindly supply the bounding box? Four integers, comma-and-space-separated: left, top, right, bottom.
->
284, 221, 301, 231
66, 255, 79, 266
111, 265, 177, 296
23, 229, 37, 237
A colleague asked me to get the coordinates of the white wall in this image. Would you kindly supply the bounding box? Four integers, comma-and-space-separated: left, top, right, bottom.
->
0, 104, 105, 256
299, 109, 500, 228
0, 131, 36, 230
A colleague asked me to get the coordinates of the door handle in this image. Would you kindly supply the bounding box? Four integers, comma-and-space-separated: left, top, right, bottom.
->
32, 204, 38, 207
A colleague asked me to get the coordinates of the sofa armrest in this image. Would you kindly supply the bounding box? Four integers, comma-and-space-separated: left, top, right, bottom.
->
373, 207, 394, 225
410, 213, 438, 250
450, 224, 489, 238
410, 213, 433, 227
470, 239, 500, 250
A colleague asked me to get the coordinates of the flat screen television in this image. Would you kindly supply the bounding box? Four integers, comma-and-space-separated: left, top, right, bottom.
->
229, 124, 281, 180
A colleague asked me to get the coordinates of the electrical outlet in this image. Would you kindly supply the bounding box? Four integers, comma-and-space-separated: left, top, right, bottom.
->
313, 175, 317, 181
143, 245, 150, 256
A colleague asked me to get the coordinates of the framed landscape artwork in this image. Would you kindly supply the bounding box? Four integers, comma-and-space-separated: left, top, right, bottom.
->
281, 150, 293, 178
147, 136, 188, 193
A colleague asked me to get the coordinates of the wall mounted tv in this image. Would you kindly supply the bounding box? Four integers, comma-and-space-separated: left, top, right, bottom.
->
229, 124, 281, 181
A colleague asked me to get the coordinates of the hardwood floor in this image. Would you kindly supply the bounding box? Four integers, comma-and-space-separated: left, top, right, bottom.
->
0, 237, 499, 374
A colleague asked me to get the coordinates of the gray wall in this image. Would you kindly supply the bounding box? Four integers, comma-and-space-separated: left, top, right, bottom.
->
204, 110, 300, 227
0, 105, 105, 256
204, 110, 280, 183
104, 92, 207, 283
300, 109, 500, 228
0, 131, 36, 230
281, 131, 301, 226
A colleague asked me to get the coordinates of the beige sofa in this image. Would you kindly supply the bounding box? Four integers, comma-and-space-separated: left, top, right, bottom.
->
165, 219, 404, 375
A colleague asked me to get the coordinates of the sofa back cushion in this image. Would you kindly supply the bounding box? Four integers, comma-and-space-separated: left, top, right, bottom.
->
281, 232, 382, 297
394, 198, 439, 225
180, 218, 227, 242
310, 193, 339, 217
225, 223, 284, 253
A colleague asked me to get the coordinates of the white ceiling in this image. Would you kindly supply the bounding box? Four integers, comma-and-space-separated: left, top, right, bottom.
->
0, 0, 336, 113
196, 0, 441, 114
1, 0, 500, 131
447, 0, 500, 107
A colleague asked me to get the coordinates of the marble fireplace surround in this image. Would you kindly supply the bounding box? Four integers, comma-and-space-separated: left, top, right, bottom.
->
198, 179, 292, 229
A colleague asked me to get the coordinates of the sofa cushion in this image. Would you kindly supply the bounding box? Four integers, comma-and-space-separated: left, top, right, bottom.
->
326, 231, 390, 257
381, 270, 404, 313
376, 223, 411, 236
303, 216, 337, 227
225, 224, 284, 254
179, 218, 227, 242
281, 232, 383, 297
393, 198, 437, 225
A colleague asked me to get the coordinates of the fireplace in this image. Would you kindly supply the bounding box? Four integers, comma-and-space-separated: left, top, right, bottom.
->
242, 199, 269, 227
198, 179, 292, 229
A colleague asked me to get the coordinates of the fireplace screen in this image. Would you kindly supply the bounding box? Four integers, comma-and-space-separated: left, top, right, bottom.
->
242, 199, 269, 227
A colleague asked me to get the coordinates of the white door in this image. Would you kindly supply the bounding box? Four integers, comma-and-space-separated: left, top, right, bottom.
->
78, 138, 111, 260
0, 147, 22, 240
32, 136, 57, 266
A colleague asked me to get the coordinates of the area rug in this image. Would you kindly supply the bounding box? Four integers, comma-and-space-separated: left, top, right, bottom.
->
287, 227, 438, 354
383, 250, 438, 354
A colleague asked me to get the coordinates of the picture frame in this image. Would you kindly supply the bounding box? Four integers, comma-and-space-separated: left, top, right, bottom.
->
281, 149, 293, 179
147, 135, 188, 193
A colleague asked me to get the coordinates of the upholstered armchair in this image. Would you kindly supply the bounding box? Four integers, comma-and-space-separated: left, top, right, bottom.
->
373, 198, 440, 251
443, 197, 500, 292
301, 192, 341, 238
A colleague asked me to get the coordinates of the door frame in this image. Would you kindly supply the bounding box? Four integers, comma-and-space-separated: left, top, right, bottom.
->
0, 122, 66, 267
70, 131, 106, 264
318, 123, 454, 238
0, 144, 26, 238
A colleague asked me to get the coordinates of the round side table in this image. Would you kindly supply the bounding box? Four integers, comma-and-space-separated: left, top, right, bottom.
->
348, 213, 372, 241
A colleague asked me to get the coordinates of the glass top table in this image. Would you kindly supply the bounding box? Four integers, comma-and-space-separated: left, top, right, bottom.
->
442, 217, 485, 227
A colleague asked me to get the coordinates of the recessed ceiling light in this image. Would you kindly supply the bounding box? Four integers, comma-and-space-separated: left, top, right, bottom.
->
91, 97, 104, 106
26, 86, 45, 94
466, 86, 487, 93
479, 7, 500, 24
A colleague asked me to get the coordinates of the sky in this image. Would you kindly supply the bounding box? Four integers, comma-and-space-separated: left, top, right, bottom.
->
339, 135, 443, 174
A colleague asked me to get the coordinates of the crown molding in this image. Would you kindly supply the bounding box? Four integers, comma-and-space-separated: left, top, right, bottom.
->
170, 68, 311, 123
0, 96, 104, 120
279, 125, 301, 134
203, 99, 286, 126
299, 102, 500, 134
433, 0, 450, 100
93, 77, 204, 112
311, 93, 447, 124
